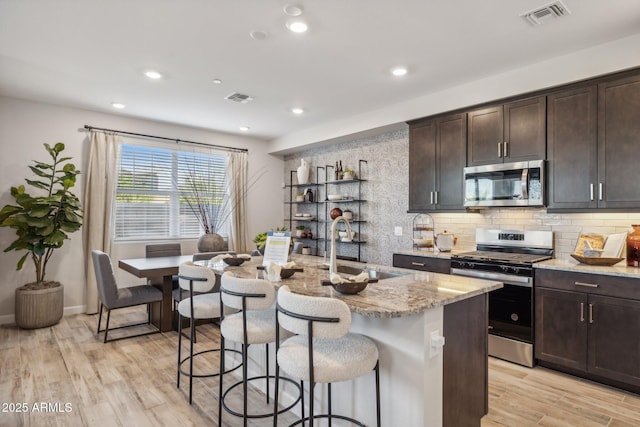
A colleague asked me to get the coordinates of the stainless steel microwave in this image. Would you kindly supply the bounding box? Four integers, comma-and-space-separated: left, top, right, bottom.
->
463, 160, 545, 207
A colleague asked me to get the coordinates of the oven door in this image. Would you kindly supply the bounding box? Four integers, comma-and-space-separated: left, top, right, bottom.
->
488, 283, 533, 344
451, 267, 533, 343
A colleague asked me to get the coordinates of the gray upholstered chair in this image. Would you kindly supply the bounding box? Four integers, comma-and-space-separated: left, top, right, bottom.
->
218, 272, 300, 426
91, 250, 164, 343
176, 261, 240, 404
274, 285, 381, 427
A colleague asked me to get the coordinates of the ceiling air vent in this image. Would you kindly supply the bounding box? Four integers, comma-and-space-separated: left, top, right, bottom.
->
520, 0, 571, 25
225, 92, 254, 104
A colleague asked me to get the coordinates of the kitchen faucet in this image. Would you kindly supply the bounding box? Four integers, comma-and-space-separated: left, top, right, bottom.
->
329, 216, 353, 278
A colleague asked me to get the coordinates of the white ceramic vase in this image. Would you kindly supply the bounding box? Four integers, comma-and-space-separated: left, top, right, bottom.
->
297, 159, 309, 184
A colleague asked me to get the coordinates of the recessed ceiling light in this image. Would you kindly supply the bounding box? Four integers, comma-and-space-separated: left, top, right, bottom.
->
286, 19, 308, 33
239, 126, 250, 132
111, 102, 126, 109
291, 107, 304, 115
250, 30, 269, 40
390, 66, 408, 77
144, 70, 163, 79
212, 78, 222, 84
283, 4, 304, 16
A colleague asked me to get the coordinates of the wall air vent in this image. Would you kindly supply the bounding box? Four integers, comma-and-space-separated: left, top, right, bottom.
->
225, 92, 254, 104
520, 0, 571, 26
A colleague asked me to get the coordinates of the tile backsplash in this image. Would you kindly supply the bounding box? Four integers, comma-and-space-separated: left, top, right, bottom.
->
284, 128, 640, 266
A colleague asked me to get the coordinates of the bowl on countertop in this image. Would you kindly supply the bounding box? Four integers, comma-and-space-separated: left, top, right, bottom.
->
331, 280, 368, 295
223, 256, 247, 266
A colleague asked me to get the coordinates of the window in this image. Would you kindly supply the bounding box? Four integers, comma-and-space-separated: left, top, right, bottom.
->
113, 143, 228, 240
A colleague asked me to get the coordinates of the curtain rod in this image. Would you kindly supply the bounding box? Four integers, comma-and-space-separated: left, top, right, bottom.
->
83, 125, 248, 153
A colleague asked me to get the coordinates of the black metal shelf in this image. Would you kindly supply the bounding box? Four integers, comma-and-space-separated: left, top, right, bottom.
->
285, 182, 320, 188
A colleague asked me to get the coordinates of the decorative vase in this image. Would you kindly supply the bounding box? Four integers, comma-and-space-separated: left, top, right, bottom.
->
15, 283, 64, 329
297, 159, 309, 185
198, 233, 226, 252
626, 225, 640, 266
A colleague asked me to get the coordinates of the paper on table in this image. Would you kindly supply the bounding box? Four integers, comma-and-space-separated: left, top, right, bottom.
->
602, 232, 626, 258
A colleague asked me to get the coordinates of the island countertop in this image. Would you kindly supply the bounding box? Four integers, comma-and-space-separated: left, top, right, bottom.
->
199, 254, 502, 319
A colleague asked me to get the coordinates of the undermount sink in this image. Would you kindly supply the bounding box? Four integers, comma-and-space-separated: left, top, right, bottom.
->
329, 264, 405, 280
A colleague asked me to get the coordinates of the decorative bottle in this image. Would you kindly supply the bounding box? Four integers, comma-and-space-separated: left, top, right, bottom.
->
626, 225, 640, 267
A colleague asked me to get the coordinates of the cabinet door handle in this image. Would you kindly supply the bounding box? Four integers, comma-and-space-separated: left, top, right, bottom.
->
430, 191, 434, 205
434, 191, 438, 205
599, 183, 603, 201
503, 141, 508, 157
575, 281, 599, 288
589, 303, 594, 324
411, 262, 425, 267
590, 183, 594, 201
498, 143, 502, 158
580, 302, 585, 322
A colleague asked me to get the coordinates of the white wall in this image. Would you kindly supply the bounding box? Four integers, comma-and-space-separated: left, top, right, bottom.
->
0, 96, 283, 323
269, 33, 640, 154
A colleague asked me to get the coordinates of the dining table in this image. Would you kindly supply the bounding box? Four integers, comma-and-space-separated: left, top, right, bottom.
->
118, 255, 193, 332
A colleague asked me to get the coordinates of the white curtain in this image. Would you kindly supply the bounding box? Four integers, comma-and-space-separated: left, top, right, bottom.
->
82, 131, 119, 314
227, 151, 248, 252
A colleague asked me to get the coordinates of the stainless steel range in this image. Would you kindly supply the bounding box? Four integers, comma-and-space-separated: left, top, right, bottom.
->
451, 228, 553, 367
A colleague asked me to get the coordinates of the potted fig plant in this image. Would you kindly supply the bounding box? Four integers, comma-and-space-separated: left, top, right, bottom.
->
0, 143, 82, 328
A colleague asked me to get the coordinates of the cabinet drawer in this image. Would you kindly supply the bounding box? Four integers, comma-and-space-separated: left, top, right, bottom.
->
393, 254, 450, 274
536, 269, 640, 301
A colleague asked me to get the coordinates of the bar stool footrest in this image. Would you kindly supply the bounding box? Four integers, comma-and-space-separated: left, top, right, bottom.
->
221, 375, 301, 419
178, 348, 242, 379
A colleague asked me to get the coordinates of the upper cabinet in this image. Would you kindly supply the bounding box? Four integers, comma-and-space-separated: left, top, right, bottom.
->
548, 72, 640, 210
597, 73, 640, 209
408, 113, 467, 212
467, 96, 546, 166
547, 85, 598, 210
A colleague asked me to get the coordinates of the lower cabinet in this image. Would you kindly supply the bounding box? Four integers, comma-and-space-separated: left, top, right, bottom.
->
392, 253, 451, 274
535, 269, 640, 392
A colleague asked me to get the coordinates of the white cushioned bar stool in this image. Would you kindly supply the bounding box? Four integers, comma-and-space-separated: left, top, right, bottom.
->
176, 261, 241, 404
218, 272, 301, 427
274, 285, 381, 427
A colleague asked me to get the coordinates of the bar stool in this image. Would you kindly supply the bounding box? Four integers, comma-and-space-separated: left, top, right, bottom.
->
218, 272, 301, 426
176, 261, 240, 404
274, 285, 381, 427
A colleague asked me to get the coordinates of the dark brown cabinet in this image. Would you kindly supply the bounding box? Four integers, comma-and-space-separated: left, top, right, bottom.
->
408, 113, 466, 212
467, 96, 546, 166
597, 73, 640, 208
547, 85, 598, 210
393, 253, 450, 274
535, 269, 640, 393
548, 72, 640, 210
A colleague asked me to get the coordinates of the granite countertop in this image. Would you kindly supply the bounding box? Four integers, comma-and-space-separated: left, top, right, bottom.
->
394, 247, 475, 259
536, 258, 640, 279
199, 254, 501, 319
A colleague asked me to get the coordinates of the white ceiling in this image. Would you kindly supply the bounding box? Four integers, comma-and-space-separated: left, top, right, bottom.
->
1, 0, 639, 144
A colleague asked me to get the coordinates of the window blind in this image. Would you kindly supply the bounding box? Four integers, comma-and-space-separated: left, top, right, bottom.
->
113, 143, 228, 240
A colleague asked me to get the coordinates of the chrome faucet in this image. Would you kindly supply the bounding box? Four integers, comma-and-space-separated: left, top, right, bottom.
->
329, 216, 353, 278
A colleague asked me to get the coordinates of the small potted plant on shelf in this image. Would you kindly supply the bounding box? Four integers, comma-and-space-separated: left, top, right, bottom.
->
342, 168, 356, 180
295, 192, 305, 202
295, 225, 305, 238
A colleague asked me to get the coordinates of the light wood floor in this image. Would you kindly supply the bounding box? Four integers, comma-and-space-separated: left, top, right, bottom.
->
1, 308, 639, 426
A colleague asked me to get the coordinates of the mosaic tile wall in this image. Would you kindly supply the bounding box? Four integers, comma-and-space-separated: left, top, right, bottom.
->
284, 128, 640, 266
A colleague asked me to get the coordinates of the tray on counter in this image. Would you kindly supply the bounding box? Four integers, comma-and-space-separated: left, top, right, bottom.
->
570, 254, 625, 266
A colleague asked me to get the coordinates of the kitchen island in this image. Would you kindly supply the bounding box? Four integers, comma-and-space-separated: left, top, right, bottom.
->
203, 254, 501, 427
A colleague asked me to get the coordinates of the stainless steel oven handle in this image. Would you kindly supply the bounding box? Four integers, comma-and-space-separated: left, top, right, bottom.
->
451, 268, 533, 287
